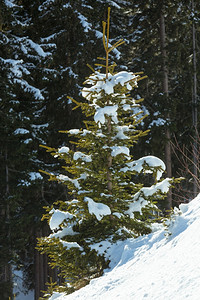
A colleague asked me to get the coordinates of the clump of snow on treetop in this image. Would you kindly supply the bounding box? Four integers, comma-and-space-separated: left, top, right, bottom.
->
49, 194, 200, 300
82, 71, 138, 100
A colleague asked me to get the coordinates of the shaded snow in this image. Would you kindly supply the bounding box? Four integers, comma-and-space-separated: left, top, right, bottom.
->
5, 0, 17, 8
29, 172, 43, 181
49, 209, 74, 231
73, 152, 92, 162
58, 146, 70, 154
110, 146, 129, 157
13, 269, 34, 300
14, 128, 30, 135
50, 194, 200, 300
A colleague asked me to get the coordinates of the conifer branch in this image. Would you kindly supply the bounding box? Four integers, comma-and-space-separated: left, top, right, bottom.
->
135, 98, 144, 103
86, 63, 95, 72
106, 7, 111, 49
59, 130, 68, 133
39, 145, 57, 152
133, 72, 144, 75
102, 21, 107, 51
137, 75, 148, 82
94, 63, 107, 68
108, 40, 125, 53
97, 57, 106, 61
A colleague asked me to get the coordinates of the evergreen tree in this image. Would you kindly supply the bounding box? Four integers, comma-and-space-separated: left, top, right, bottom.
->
1, 0, 130, 296
0, 0, 60, 296
122, 0, 200, 204
38, 8, 178, 295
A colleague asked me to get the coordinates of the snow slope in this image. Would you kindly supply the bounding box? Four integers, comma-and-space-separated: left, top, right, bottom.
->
50, 194, 200, 300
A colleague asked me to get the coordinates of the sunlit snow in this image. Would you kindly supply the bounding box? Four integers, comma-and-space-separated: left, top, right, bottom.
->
82, 71, 138, 100
121, 155, 166, 181
132, 156, 166, 180
94, 105, 118, 124
85, 197, 111, 221
49, 194, 200, 300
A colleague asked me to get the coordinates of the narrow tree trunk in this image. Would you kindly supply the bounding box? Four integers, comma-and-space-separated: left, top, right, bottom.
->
104, 8, 112, 194
192, 0, 198, 196
34, 226, 49, 300
34, 225, 57, 300
2, 149, 13, 298
107, 118, 113, 193
160, 11, 172, 211
34, 242, 41, 300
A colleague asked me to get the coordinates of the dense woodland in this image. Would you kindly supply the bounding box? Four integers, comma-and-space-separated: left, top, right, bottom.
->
0, 0, 199, 299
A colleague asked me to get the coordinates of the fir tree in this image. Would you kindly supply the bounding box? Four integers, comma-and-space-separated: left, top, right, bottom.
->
38, 8, 178, 295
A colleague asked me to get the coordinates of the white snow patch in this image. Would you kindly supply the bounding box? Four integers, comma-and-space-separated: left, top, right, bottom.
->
49, 224, 78, 238
14, 128, 29, 135
49, 209, 74, 231
5, 0, 17, 8
114, 126, 130, 139
94, 105, 118, 124
73, 152, 92, 162
27, 39, 51, 57
85, 197, 111, 221
68, 129, 80, 135
77, 12, 92, 32
82, 71, 138, 101
58, 147, 70, 154
14, 78, 44, 100
111, 146, 130, 157
121, 155, 166, 180
60, 240, 83, 251
132, 156, 166, 180
29, 172, 43, 181
126, 197, 149, 216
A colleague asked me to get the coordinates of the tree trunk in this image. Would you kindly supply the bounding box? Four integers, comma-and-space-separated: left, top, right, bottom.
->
34, 225, 52, 300
192, 0, 199, 196
104, 8, 112, 194
160, 11, 172, 211
0, 149, 13, 299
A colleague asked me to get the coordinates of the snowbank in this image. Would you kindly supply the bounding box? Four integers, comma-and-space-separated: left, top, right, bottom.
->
50, 194, 200, 300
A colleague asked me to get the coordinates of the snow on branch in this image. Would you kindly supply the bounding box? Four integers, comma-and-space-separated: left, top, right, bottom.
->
94, 105, 118, 124
82, 71, 138, 100
126, 178, 171, 217
49, 209, 74, 231
84, 197, 111, 221
121, 156, 166, 180
14, 78, 44, 100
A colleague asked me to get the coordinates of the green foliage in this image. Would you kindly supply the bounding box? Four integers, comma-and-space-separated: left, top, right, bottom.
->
39, 278, 69, 300
38, 7, 178, 295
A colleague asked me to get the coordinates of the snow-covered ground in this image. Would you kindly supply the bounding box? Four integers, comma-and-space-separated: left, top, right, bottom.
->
50, 193, 200, 300
13, 269, 34, 300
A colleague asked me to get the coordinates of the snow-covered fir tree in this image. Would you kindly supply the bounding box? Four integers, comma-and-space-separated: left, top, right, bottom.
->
38, 8, 179, 296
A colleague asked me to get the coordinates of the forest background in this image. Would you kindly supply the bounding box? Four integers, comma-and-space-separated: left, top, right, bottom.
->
0, 0, 199, 299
